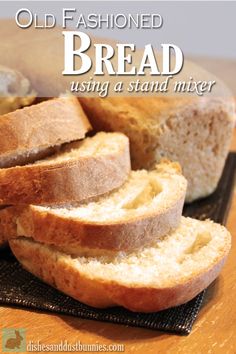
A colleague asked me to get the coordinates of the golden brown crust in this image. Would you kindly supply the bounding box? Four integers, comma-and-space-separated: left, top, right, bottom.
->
0, 207, 18, 247
0, 97, 91, 167
9, 238, 229, 312
0, 134, 131, 205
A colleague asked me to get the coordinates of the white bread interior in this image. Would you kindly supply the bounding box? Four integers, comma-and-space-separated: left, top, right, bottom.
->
14, 160, 187, 253
39, 160, 186, 222
10, 217, 231, 312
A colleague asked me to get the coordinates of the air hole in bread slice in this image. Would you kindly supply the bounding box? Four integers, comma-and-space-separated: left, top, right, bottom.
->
186, 232, 212, 254
123, 177, 162, 210
179, 231, 212, 264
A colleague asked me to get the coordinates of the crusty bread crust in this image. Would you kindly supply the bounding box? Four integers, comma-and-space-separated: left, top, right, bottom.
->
0, 97, 91, 168
0, 206, 17, 247
0, 133, 131, 205
14, 162, 187, 253
9, 235, 230, 312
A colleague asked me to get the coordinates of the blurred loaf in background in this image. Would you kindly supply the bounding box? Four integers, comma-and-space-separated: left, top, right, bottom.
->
0, 65, 35, 114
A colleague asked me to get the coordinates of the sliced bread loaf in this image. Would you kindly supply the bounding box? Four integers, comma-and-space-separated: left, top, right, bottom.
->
14, 160, 187, 253
9, 217, 231, 312
0, 97, 91, 168
0, 132, 131, 205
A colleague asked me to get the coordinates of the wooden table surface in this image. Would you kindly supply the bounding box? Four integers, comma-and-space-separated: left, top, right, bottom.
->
1, 130, 235, 354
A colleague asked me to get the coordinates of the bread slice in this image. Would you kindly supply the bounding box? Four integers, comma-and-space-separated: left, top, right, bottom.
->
0, 132, 131, 205
13, 160, 187, 253
79, 97, 235, 202
0, 97, 91, 168
9, 217, 231, 312
0, 206, 16, 247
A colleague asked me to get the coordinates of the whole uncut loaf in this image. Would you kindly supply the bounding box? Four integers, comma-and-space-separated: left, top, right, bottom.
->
9, 217, 231, 312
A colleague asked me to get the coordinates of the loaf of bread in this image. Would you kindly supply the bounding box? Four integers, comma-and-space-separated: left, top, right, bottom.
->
7, 160, 186, 254
9, 217, 231, 312
0, 132, 131, 205
0, 21, 232, 313
0, 65, 35, 115
0, 97, 91, 168
79, 97, 235, 202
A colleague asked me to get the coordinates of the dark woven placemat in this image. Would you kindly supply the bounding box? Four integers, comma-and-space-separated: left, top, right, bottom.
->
0, 153, 235, 335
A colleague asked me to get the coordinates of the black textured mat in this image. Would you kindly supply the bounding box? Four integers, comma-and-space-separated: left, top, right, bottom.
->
0, 153, 235, 335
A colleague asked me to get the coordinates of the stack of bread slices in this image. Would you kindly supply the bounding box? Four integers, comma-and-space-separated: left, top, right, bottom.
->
0, 97, 231, 312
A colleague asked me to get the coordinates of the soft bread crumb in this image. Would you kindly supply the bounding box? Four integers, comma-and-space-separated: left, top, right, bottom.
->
36, 160, 187, 222
12, 158, 185, 253
13, 217, 231, 289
